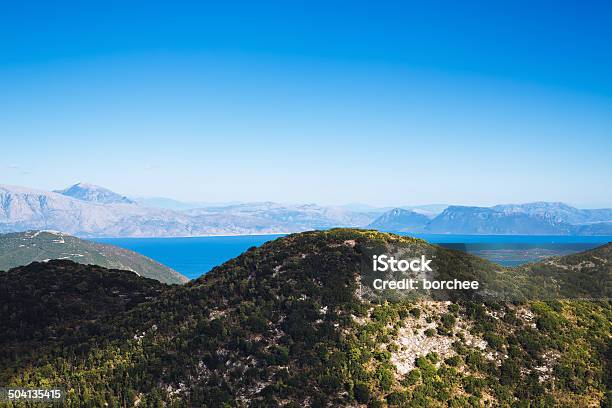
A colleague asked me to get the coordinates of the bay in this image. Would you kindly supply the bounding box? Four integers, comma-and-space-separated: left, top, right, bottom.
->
93, 234, 612, 280
94, 235, 284, 280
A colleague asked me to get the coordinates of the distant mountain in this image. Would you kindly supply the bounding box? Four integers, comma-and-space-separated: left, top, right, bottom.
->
401, 204, 448, 217
0, 184, 194, 237
339, 204, 448, 217
493, 202, 612, 224
132, 196, 193, 210
3, 183, 610, 236
1, 230, 609, 406
574, 221, 612, 235
55, 182, 134, 204
132, 197, 205, 211
0, 184, 376, 237
423, 205, 575, 234
368, 208, 430, 231
372, 203, 612, 235
131, 196, 241, 211
185, 202, 373, 231
0, 230, 187, 284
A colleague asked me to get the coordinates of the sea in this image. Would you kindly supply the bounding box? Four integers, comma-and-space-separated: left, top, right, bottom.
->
93, 234, 612, 280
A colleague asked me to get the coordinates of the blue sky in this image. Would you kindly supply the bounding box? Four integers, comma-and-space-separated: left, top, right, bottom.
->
1, 1, 611, 207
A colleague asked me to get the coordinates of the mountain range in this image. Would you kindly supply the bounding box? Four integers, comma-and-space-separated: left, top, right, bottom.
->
0, 230, 187, 284
1, 229, 609, 406
369, 202, 612, 235
0, 183, 372, 237
1, 183, 611, 236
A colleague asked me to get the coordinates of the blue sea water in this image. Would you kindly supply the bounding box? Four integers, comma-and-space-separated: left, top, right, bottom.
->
94, 235, 284, 279
93, 234, 612, 280
404, 234, 612, 244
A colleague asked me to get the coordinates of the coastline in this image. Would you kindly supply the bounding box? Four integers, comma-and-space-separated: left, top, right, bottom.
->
86, 231, 612, 240
86, 231, 292, 239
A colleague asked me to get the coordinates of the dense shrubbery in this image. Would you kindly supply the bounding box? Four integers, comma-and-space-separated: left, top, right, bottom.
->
1, 229, 609, 407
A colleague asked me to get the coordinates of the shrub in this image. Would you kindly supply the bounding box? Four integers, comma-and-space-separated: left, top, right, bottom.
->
426, 352, 439, 364
445, 355, 462, 367
402, 368, 421, 386
483, 332, 503, 350
441, 313, 456, 329
386, 391, 409, 406
353, 382, 371, 404
377, 367, 394, 391
500, 359, 521, 385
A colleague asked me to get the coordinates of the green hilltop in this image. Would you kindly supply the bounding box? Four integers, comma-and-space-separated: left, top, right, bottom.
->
0, 230, 188, 284
0, 229, 609, 407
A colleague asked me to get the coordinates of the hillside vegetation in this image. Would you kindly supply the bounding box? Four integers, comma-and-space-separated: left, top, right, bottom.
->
0, 229, 610, 407
0, 231, 187, 284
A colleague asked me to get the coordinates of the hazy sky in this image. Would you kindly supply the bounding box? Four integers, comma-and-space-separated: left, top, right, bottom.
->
1, 1, 611, 207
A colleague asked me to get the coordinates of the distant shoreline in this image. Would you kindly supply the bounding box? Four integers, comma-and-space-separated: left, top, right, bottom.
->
88, 232, 291, 239
85, 233, 612, 244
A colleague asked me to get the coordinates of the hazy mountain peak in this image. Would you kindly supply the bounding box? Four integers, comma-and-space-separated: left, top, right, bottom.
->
55, 182, 134, 204
2, 183, 610, 237
492, 202, 612, 225
368, 208, 430, 232
493, 201, 574, 212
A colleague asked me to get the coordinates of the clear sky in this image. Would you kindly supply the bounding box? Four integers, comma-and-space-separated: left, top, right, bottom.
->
1, 1, 611, 207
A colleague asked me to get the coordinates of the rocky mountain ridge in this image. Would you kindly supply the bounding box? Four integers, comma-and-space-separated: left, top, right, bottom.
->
2, 183, 611, 237
0, 184, 372, 237
55, 182, 135, 204
370, 203, 612, 235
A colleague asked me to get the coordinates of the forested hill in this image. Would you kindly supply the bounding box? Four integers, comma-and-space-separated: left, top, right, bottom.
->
0, 260, 167, 380
0, 230, 188, 284
1, 229, 610, 407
